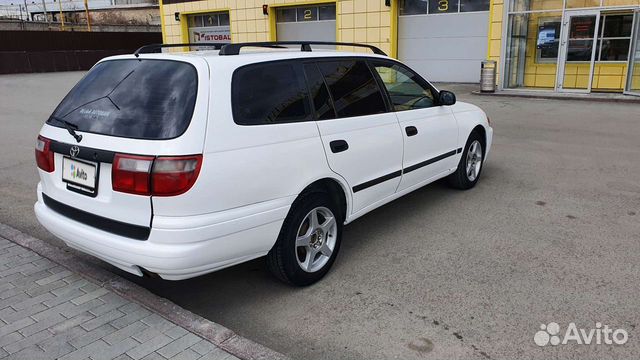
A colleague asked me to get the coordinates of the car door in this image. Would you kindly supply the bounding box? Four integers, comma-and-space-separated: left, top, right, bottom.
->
304, 59, 404, 215
370, 59, 459, 193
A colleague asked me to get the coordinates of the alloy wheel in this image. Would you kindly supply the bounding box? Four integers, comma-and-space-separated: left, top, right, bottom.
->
295, 206, 337, 273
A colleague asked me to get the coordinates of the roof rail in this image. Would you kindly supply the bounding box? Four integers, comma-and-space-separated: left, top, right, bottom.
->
133, 43, 225, 57
218, 41, 387, 56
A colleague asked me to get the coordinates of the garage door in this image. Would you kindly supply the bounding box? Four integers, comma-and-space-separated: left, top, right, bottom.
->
276, 4, 336, 45
187, 12, 231, 50
398, 0, 490, 83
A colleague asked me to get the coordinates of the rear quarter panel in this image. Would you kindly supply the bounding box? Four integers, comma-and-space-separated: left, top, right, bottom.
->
151, 59, 347, 218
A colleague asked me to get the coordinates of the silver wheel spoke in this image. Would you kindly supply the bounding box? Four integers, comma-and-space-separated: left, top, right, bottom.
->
309, 209, 319, 231
320, 216, 335, 234
319, 244, 332, 257
302, 249, 316, 271
296, 233, 311, 247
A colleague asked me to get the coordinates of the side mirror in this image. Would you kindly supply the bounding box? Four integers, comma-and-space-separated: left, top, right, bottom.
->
438, 90, 456, 106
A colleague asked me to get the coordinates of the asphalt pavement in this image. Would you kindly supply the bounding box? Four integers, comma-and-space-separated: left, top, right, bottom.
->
1, 72, 639, 360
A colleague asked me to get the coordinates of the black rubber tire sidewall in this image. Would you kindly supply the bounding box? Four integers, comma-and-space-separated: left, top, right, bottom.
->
267, 192, 343, 286
447, 131, 485, 190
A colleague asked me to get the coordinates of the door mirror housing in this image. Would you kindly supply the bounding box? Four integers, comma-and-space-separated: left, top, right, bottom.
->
438, 90, 456, 106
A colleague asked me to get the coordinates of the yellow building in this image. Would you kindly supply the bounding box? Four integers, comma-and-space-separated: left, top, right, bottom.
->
159, 0, 640, 94
160, 0, 397, 56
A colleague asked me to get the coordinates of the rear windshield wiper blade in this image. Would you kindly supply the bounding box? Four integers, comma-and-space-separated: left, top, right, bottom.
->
50, 116, 83, 143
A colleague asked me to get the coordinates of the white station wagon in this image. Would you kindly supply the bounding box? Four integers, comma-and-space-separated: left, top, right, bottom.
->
34, 41, 493, 286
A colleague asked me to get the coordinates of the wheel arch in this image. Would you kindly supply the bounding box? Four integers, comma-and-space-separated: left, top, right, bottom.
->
470, 124, 487, 147
298, 177, 351, 223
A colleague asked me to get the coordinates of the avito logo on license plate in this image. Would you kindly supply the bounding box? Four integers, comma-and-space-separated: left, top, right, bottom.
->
62, 157, 98, 195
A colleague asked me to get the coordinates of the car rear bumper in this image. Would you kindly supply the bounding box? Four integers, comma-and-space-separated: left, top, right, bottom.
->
34, 185, 291, 280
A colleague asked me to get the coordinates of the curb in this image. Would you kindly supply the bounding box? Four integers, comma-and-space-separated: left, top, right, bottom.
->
470, 90, 640, 104
0, 222, 290, 360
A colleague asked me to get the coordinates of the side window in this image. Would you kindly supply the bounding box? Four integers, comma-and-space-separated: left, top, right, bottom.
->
316, 60, 387, 119
371, 61, 435, 111
232, 61, 312, 125
303, 63, 336, 120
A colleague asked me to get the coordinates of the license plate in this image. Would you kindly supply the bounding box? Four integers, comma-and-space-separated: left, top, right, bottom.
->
62, 157, 98, 195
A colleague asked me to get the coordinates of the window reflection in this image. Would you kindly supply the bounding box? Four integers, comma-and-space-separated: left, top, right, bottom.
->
49, 60, 197, 140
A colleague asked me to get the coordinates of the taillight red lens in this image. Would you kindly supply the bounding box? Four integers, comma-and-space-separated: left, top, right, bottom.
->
112, 154, 154, 195
35, 135, 54, 172
151, 155, 202, 196
111, 154, 202, 196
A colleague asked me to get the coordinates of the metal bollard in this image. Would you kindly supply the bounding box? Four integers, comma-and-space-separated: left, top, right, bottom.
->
480, 60, 497, 93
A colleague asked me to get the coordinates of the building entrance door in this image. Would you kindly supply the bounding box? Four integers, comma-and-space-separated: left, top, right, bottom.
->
625, 10, 640, 96
557, 10, 601, 93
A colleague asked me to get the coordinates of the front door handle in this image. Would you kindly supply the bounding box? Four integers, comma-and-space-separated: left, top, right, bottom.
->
329, 140, 349, 153
405, 126, 418, 137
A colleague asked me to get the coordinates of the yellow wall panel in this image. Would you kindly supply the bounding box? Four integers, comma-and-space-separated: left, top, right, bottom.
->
563, 74, 577, 88
535, 74, 556, 87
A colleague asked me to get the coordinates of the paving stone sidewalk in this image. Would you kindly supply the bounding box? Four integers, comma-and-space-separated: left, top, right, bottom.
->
0, 236, 238, 360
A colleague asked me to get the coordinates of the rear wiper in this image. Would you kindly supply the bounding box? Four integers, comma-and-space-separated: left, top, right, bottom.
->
50, 116, 83, 143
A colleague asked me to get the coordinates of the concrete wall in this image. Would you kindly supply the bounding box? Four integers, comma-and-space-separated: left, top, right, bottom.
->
0, 20, 160, 32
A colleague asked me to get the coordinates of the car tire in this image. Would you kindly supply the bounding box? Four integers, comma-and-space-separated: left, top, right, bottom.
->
267, 191, 343, 286
447, 131, 485, 190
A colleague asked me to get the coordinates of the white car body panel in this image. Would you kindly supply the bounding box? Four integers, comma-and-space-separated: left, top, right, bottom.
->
316, 112, 404, 214
34, 49, 493, 280
395, 105, 459, 192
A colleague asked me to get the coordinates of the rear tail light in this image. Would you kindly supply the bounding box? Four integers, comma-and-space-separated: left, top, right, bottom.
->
112, 154, 154, 195
151, 155, 202, 196
35, 135, 54, 172
112, 154, 202, 196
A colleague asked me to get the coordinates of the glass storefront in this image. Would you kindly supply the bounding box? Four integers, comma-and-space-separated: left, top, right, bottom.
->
626, 10, 640, 94
502, 0, 640, 93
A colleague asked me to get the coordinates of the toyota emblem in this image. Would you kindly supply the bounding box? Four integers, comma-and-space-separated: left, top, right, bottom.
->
70, 146, 80, 157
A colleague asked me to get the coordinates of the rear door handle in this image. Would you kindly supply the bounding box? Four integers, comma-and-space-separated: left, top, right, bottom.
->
329, 140, 349, 153
405, 126, 418, 137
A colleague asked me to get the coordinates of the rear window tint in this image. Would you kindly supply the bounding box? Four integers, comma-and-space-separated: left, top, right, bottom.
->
48, 59, 198, 140
316, 60, 387, 118
231, 61, 312, 125
303, 63, 336, 120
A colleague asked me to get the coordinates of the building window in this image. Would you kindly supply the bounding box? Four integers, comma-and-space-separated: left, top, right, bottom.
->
188, 13, 229, 28
399, 0, 489, 15
597, 14, 633, 61
534, 14, 633, 63
536, 18, 561, 62
459, 0, 490, 12
277, 4, 336, 23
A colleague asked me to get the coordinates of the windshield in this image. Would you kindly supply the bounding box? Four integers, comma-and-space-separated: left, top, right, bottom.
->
48, 59, 198, 140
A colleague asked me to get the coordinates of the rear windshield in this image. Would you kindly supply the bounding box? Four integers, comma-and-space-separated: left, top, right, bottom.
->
48, 59, 198, 140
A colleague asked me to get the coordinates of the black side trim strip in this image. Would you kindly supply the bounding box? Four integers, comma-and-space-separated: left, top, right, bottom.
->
457, 147, 463, 154
42, 194, 150, 240
403, 149, 459, 174
50, 140, 116, 164
353, 170, 402, 193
